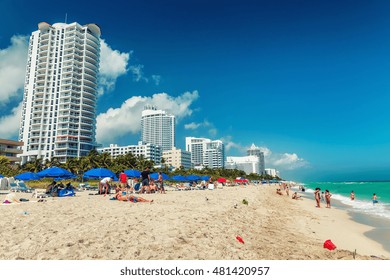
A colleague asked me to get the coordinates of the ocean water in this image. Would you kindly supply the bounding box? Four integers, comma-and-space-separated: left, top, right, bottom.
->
302, 181, 390, 221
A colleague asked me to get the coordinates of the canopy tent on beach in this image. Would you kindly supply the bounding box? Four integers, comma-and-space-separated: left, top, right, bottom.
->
83, 168, 117, 180
15, 172, 41, 181
124, 169, 141, 178
37, 166, 75, 179
150, 172, 170, 181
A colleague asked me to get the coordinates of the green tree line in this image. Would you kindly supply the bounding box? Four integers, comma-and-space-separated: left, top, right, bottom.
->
0, 151, 281, 182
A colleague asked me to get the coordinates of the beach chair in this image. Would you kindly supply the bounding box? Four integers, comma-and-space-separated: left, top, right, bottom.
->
17, 181, 34, 193
32, 188, 48, 198
208, 183, 215, 190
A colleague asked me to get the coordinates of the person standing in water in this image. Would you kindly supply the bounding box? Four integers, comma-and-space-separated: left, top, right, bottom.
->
325, 190, 332, 208
350, 191, 355, 201
372, 193, 379, 205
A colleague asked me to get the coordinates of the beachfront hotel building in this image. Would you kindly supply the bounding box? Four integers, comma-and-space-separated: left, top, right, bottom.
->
0, 139, 24, 165
185, 137, 225, 169
265, 168, 278, 177
141, 106, 175, 152
225, 155, 261, 175
97, 142, 162, 164
247, 143, 265, 174
18, 22, 101, 164
162, 147, 192, 170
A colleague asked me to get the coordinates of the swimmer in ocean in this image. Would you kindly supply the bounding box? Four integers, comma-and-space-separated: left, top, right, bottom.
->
372, 193, 378, 205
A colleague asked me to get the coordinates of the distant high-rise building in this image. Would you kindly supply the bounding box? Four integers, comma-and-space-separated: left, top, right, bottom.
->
247, 143, 265, 174
185, 137, 225, 168
19, 22, 101, 164
141, 106, 175, 152
97, 142, 162, 164
162, 147, 192, 170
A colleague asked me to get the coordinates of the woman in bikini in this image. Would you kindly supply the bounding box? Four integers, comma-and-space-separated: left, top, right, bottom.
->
115, 192, 153, 203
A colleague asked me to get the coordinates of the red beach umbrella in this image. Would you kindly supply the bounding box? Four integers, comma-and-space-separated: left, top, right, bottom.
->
217, 177, 227, 183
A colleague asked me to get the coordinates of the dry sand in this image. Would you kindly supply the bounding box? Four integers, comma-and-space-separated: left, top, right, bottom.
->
0, 184, 389, 260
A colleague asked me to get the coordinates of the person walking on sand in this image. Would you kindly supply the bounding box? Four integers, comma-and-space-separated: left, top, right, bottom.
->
325, 190, 332, 208
141, 167, 151, 188
350, 191, 355, 201
314, 188, 321, 208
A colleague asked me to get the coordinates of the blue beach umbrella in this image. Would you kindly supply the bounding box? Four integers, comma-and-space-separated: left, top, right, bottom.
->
84, 168, 116, 179
150, 172, 170, 180
186, 175, 201, 181
124, 169, 141, 178
201, 175, 210, 181
172, 175, 188, 181
37, 166, 75, 179
15, 172, 40, 181
0, 173, 3, 178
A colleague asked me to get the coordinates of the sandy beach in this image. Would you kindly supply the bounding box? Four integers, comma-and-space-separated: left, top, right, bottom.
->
0, 184, 389, 260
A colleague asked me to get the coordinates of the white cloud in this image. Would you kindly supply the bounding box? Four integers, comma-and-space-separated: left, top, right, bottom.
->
184, 120, 212, 130
208, 128, 218, 137
221, 139, 308, 170
151, 75, 161, 85
255, 146, 308, 170
272, 153, 308, 170
0, 102, 22, 139
0, 35, 29, 104
128, 65, 162, 85
184, 122, 201, 130
98, 39, 130, 95
96, 91, 199, 144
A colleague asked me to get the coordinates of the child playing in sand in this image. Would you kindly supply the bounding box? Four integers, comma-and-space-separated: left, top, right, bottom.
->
292, 192, 301, 200
325, 190, 332, 208
276, 188, 283, 195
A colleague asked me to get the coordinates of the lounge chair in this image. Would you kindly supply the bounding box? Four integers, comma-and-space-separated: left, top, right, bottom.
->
10, 181, 34, 193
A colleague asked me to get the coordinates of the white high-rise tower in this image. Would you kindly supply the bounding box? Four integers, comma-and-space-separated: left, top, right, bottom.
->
141, 106, 175, 151
19, 22, 101, 164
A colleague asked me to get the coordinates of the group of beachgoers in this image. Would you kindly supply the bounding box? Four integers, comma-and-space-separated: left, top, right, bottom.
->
96, 167, 165, 203
312, 188, 379, 209
275, 182, 302, 200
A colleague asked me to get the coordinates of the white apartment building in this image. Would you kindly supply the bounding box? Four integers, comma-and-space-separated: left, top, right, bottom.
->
264, 168, 278, 177
247, 143, 265, 174
141, 106, 175, 152
162, 147, 192, 170
185, 137, 225, 169
19, 22, 101, 164
225, 155, 261, 175
97, 142, 162, 164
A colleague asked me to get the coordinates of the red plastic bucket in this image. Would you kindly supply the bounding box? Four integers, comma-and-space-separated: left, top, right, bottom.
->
323, 239, 336, 250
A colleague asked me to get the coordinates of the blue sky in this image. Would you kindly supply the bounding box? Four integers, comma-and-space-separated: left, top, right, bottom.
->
1, 0, 390, 182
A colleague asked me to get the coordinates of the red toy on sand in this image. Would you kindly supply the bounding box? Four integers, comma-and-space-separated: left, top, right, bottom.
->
323, 239, 336, 250
236, 236, 245, 244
